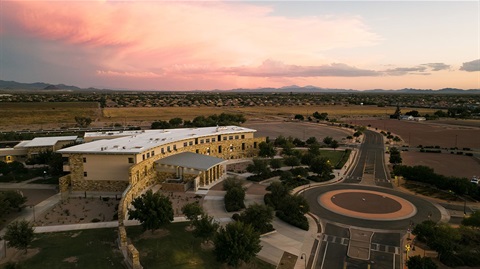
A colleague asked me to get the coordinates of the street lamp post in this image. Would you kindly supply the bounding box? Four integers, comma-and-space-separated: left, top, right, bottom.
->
30, 205, 36, 222
300, 253, 307, 268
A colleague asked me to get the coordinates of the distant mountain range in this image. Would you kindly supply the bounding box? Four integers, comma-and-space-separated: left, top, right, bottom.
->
1, 79, 479, 94
0, 80, 106, 92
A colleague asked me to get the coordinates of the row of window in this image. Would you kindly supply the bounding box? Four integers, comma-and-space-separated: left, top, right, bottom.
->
136, 134, 247, 163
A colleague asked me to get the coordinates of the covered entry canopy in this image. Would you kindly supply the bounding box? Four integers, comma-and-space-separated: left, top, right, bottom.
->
155, 152, 227, 171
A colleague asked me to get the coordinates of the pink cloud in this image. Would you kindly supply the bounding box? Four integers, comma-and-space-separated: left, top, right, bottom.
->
96, 70, 164, 78
2, 1, 382, 77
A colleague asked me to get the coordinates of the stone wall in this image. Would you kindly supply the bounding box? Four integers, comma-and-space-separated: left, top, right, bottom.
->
71, 179, 129, 192
162, 182, 190, 192
110, 135, 264, 269
68, 154, 84, 184
59, 175, 71, 193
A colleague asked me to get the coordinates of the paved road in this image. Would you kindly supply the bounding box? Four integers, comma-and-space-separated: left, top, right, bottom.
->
308, 130, 443, 269
316, 223, 401, 269
344, 130, 392, 188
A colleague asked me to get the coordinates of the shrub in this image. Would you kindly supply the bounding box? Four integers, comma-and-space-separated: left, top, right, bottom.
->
276, 211, 309, 231
224, 187, 245, 212
223, 177, 243, 191
290, 167, 309, 178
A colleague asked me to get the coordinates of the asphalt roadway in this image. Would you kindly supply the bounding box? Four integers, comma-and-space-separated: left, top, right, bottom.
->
307, 130, 443, 269
344, 130, 392, 188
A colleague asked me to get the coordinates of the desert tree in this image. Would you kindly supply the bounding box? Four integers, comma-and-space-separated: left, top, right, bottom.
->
192, 213, 219, 244
406, 256, 438, 269
182, 202, 204, 223
258, 141, 276, 158
238, 203, 274, 234
74, 116, 92, 128
4, 220, 34, 253
214, 221, 262, 267
128, 190, 173, 233
330, 140, 339, 150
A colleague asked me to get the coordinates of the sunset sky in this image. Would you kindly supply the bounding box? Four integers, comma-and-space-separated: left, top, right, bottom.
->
1, 0, 479, 91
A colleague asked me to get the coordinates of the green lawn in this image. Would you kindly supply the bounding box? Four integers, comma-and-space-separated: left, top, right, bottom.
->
127, 222, 275, 269
4, 224, 275, 269
7, 228, 123, 269
319, 149, 350, 169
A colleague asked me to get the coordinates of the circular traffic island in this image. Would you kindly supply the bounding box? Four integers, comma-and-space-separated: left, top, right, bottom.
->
319, 189, 416, 221
304, 184, 442, 230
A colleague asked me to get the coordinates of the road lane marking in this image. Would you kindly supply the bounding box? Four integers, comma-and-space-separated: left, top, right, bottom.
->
320, 242, 329, 269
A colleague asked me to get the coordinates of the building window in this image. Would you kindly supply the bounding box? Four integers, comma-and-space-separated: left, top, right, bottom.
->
142, 154, 145, 160
173, 145, 177, 150
242, 143, 245, 150
189, 141, 193, 146
147, 153, 150, 158
212, 138, 216, 142
83, 172, 88, 177
83, 157, 86, 163
206, 138, 210, 143
229, 136, 233, 140
128, 157, 134, 163
167, 146, 171, 152
200, 139, 204, 144
161, 148, 165, 154
223, 136, 227, 141
151, 151, 155, 156
184, 142, 188, 147
218, 145, 222, 153
235, 135, 239, 139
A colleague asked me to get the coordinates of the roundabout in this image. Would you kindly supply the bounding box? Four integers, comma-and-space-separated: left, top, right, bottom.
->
319, 189, 417, 221
304, 184, 443, 230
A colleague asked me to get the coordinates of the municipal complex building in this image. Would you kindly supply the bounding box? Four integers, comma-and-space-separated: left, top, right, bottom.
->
57, 126, 265, 193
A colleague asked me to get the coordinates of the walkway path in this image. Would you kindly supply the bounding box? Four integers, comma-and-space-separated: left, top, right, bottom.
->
0, 177, 57, 190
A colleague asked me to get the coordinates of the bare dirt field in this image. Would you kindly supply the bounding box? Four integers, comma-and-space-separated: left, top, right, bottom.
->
0, 102, 100, 131
33, 190, 202, 226
401, 151, 479, 179
244, 121, 353, 141
356, 119, 480, 149
33, 197, 120, 226
1, 102, 438, 131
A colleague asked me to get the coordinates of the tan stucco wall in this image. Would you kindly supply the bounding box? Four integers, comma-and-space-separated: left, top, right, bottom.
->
61, 133, 265, 192
83, 154, 133, 181
112, 133, 263, 269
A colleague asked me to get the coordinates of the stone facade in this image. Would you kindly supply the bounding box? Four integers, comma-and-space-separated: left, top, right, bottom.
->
59, 129, 265, 269
71, 179, 129, 192
127, 244, 142, 269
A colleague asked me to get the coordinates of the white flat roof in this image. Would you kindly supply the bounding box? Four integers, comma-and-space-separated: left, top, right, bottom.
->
23, 136, 78, 147
155, 152, 226, 171
58, 126, 255, 154
14, 140, 32, 148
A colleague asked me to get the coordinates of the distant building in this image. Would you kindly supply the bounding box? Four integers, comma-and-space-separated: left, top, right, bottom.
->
0, 136, 77, 163
58, 126, 265, 193
399, 115, 414, 121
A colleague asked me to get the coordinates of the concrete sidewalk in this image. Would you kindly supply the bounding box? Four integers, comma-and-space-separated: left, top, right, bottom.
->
200, 147, 357, 269
0, 177, 57, 190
